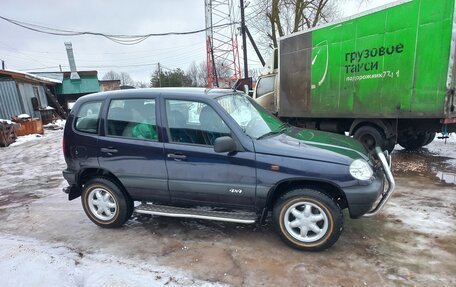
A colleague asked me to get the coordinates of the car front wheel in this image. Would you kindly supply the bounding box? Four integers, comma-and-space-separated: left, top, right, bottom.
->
81, 177, 132, 228
273, 188, 343, 251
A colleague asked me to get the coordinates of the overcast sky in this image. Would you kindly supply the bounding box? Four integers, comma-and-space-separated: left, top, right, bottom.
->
0, 0, 396, 83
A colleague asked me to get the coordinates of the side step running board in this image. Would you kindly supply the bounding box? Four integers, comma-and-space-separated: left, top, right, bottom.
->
135, 203, 257, 224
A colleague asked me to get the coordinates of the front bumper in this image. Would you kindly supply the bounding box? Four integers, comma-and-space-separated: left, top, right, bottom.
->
343, 147, 396, 218
363, 147, 396, 217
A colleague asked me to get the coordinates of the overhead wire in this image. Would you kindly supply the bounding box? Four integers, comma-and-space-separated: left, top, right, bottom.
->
0, 15, 239, 45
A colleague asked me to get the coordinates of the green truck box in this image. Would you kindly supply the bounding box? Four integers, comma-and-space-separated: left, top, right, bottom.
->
254, 0, 456, 151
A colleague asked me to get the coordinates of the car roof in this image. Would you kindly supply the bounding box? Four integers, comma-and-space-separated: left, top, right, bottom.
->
77, 87, 242, 103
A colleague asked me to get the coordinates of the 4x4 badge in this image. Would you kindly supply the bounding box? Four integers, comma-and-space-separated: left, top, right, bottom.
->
229, 188, 243, 194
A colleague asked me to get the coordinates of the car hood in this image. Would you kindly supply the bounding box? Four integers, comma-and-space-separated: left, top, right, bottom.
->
254, 128, 369, 165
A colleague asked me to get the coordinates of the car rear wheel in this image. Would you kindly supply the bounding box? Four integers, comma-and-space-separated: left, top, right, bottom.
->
273, 188, 343, 251
81, 177, 132, 228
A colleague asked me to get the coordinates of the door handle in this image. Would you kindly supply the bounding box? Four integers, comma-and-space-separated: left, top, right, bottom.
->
101, 147, 118, 155
167, 153, 187, 161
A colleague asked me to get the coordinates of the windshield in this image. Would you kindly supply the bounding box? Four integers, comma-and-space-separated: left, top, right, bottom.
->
216, 94, 284, 139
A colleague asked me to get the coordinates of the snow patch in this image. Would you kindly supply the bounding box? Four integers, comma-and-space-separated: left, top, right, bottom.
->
9, 134, 43, 147
436, 132, 456, 143
17, 114, 31, 119
0, 119, 13, 125
386, 196, 456, 236
43, 119, 66, 130
0, 234, 225, 287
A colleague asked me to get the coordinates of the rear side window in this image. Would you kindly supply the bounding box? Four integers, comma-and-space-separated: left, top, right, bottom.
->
75, 101, 102, 134
106, 99, 157, 140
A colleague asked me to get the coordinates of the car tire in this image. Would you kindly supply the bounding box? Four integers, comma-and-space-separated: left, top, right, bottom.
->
81, 177, 132, 228
273, 188, 343, 251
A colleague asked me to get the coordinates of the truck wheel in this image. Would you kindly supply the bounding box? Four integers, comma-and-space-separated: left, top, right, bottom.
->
353, 125, 385, 152
273, 188, 343, 251
81, 177, 133, 228
422, 132, 436, 146
398, 132, 428, 150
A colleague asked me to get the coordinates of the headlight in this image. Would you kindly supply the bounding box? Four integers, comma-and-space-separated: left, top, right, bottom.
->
349, 159, 373, 181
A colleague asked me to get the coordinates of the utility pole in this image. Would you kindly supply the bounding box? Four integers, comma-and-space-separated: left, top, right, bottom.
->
240, 0, 248, 79
157, 62, 162, 87
1, 60, 4, 70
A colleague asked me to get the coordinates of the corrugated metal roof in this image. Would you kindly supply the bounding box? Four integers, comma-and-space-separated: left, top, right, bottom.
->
0, 80, 23, 120
30, 72, 64, 83
0, 69, 61, 84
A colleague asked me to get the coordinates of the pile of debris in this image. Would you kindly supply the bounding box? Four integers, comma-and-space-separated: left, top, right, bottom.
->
11, 114, 44, 137
0, 119, 20, 147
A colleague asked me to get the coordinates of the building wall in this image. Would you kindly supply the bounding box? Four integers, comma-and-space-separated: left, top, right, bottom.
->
0, 79, 23, 120
99, 80, 120, 92
0, 79, 49, 119
57, 75, 100, 95
17, 83, 48, 118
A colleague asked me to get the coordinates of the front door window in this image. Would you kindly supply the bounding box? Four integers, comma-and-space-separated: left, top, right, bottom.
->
165, 100, 230, 146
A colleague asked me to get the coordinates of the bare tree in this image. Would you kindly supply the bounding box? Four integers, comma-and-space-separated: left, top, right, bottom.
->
102, 70, 121, 81
197, 61, 208, 87
248, 0, 366, 52
134, 81, 150, 88
102, 70, 135, 86
187, 61, 199, 87
119, 72, 135, 86
248, 68, 261, 82
249, 0, 336, 50
187, 61, 208, 87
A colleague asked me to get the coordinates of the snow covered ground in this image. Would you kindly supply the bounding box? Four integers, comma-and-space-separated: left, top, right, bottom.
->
0, 234, 223, 287
0, 130, 224, 287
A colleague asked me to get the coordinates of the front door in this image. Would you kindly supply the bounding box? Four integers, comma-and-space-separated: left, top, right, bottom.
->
162, 99, 256, 209
98, 98, 169, 203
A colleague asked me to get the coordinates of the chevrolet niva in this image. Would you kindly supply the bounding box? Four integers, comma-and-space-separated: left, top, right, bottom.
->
62, 88, 394, 251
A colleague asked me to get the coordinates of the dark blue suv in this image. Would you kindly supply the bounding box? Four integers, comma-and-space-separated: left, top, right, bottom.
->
62, 88, 394, 251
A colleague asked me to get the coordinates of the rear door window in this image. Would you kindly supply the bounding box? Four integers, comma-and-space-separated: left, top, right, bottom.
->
106, 99, 157, 140
75, 101, 102, 134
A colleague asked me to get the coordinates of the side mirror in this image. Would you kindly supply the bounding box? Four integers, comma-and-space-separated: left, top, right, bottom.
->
214, 136, 237, 153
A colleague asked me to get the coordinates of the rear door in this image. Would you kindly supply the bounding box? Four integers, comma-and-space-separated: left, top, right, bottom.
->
69, 100, 103, 169
97, 97, 169, 203
162, 98, 257, 209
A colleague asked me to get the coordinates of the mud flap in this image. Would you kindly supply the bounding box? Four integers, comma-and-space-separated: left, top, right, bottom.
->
63, 185, 82, 201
